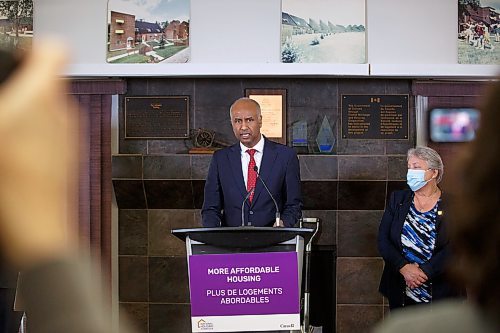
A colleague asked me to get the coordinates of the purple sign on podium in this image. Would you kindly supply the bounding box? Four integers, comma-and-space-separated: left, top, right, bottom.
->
189, 251, 300, 332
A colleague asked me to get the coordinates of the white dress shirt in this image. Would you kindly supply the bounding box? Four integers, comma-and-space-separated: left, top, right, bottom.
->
240, 135, 264, 188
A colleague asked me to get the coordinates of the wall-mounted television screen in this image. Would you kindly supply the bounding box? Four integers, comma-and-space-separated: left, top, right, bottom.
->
429, 108, 480, 142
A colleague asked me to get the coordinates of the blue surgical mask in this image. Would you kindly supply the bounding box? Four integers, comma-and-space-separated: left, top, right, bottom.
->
406, 169, 429, 192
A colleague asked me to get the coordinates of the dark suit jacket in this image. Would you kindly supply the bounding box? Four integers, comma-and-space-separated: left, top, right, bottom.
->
378, 189, 461, 307
202, 138, 302, 227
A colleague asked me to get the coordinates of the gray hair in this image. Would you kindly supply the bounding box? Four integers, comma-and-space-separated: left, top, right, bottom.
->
229, 97, 261, 118
407, 146, 444, 183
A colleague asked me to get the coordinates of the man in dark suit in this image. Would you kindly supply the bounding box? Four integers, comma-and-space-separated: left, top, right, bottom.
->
202, 97, 302, 228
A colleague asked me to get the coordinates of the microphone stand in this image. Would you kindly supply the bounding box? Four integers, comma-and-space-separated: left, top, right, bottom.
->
241, 187, 254, 227
253, 166, 280, 227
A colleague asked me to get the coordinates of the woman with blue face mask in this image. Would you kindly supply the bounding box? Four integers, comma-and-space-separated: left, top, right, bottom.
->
377, 146, 464, 310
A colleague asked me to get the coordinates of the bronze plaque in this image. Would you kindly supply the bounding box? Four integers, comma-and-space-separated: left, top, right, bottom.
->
125, 96, 189, 139
341, 94, 409, 140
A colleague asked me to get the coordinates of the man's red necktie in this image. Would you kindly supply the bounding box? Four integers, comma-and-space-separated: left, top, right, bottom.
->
246, 149, 257, 202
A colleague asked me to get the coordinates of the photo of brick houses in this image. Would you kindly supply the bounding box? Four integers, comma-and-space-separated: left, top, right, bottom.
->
165, 20, 189, 42
458, 0, 500, 64
107, 0, 189, 63
0, 0, 33, 52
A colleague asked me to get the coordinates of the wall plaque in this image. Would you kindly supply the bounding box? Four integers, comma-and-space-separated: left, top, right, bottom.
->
245, 89, 287, 144
125, 96, 189, 139
341, 95, 409, 140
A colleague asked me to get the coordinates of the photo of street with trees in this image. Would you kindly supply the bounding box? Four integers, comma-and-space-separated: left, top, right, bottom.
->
281, 0, 365, 63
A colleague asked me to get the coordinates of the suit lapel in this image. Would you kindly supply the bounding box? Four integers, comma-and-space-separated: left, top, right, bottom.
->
228, 144, 247, 199
252, 139, 278, 206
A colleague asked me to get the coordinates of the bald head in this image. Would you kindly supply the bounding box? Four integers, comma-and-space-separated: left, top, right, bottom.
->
229, 97, 261, 118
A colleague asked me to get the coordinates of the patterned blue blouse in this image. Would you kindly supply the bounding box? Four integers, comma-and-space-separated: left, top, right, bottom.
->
401, 199, 439, 303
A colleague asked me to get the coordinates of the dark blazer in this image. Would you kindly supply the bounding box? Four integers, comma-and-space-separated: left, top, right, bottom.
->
202, 138, 302, 227
378, 189, 461, 308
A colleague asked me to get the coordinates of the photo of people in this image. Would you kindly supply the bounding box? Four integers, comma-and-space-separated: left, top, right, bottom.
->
0, 0, 33, 52
107, 0, 189, 64
458, 0, 500, 64
281, 0, 365, 63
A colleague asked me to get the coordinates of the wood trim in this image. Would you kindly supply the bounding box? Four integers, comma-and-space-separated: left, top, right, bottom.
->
68, 79, 124, 289
100, 95, 112, 283
69, 79, 127, 95
412, 80, 488, 97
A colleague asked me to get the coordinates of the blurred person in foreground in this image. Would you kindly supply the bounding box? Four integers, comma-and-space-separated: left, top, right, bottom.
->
0, 47, 24, 333
374, 81, 500, 332
0, 42, 133, 333
378, 146, 463, 310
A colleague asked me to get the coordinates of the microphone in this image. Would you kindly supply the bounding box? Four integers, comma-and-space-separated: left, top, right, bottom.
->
241, 187, 254, 227
253, 166, 281, 227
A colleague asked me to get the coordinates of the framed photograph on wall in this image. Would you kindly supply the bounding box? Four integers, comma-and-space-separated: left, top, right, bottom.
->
245, 89, 287, 145
458, 0, 500, 64
0, 0, 33, 52
107, 0, 190, 64
281, 0, 366, 63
